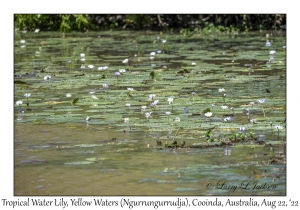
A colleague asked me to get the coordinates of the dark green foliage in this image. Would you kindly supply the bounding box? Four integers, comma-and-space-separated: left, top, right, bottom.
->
72, 98, 79, 105
14, 14, 286, 32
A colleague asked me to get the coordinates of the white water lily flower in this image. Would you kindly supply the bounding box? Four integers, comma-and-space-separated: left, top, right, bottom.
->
24, 93, 31, 97
125, 103, 131, 107
103, 66, 109, 70
250, 102, 255, 105
157, 50, 162, 54
220, 105, 228, 109
224, 117, 231, 122
119, 69, 126, 73
34, 28, 40, 33
66, 93, 72, 98
219, 88, 225, 92
175, 117, 180, 122
98, 67, 104, 70
81, 65, 85, 69
151, 100, 159, 106
145, 112, 152, 119
162, 39, 166, 43
204, 112, 213, 117
89, 92, 95, 94
165, 111, 171, 115
122, 58, 128, 64
127, 88, 134, 91
124, 118, 129, 123
44, 75, 51, 81
88, 65, 94, 69
91, 95, 98, 100
250, 119, 257, 123
148, 94, 156, 101
86, 116, 91, 121
150, 56, 154, 60
20, 40, 26, 44
192, 62, 196, 65
141, 106, 147, 113
150, 52, 156, 56
103, 84, 108, 88
16, 100, 23, 106
274, 125, 283, 130
269, 50, 276, 55
257, 99, 266, 104
167, 97, 174, 105
81, 58, 85, 61
80, 53, 85, 57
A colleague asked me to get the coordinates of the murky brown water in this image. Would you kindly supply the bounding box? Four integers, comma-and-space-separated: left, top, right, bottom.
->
14, 122, 285, 196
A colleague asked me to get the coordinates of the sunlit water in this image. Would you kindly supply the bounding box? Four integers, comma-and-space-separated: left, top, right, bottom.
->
14, 30, 286, 195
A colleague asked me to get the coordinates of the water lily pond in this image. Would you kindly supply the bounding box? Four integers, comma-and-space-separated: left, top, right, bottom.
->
14, 30, 286, 196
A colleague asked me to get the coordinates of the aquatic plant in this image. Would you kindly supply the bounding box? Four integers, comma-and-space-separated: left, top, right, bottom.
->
223, 93, 226, 102
122, 58, 130, 72
220, 105, 228, 115
270, 121, 273, 129
219, 88, 225, 92
250, 118, 257, 126
205, 112, 213, 117
257, 98, 266, 118
167, 97, 174, 112
16, 100, 23, 106
175, 117, 180, 122
184, 108, 188, 117
114, 72, 121, 85
102, 84, 108, 103
230, 107, 234, 115
24, 93, 31, 107
224, 116, 231, 122
148, 94, 156, 101
165, 111, 171, 122
141, 106, 147, 113
145, 112, 152, 121
150, 100, 159, 109
211, 104, 215, 112
191, 92, 196, 102
274, 125, 283, 140
91, 95, 98, 100
239, 127, 245, 133
43, 75, 51, 81
125, 103, 131, 108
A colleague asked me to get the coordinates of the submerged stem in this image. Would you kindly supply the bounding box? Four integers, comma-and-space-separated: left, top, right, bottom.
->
262, 105, 266, 118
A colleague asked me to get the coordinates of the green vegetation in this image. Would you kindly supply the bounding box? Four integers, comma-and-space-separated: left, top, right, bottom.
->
14, 14, 286, 33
